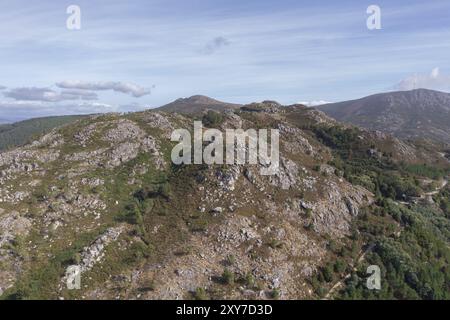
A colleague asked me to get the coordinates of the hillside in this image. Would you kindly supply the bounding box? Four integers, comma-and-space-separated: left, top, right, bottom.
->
0, 102, 449, 300
0, 115, 87, 151
317, 89, 450, 144
155, 95, 241, 114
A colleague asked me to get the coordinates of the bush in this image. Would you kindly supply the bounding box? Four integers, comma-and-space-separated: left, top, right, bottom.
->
334, 259, 347, 274
268, 239, 283, 249
202, 110, 224, 127
270, 288, 280, 299
244, 273, 255, 288
193, 287, 208, 300
321, 263, 335, 283
222, 269, 235, 285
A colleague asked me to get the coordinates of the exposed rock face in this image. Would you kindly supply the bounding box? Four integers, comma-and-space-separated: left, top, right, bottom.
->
0, 211, 32, 247
216, 166, 240, 191
103, 119, 145, 143
310, 183, 372, 236
270, 157, 299, 190
278, 123, 315, 156
75, 122, 107, 146
241, 101, 282, 113
142, 112, 174, 137
141, 136, 166, 170
65, 148, 108, 164
107, 142, 140, 168
79, 227, 124, 272
0, 210, 32, 295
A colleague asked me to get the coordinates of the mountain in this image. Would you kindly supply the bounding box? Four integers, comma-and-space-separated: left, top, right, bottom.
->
0, 115, 87, 151
0, 104, 448, 300
317, 89, 450, 144
155, 95, 241, 114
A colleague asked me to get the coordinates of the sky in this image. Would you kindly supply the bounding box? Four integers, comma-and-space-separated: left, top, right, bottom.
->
1, 0, 450, 122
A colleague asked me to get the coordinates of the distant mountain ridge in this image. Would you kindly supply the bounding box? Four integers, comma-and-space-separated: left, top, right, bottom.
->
317, 89, 450, 144
155, 95, 241, 114
0, 115, 86, 151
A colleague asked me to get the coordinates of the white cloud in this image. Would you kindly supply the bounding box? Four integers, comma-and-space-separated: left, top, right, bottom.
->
60, 89, 98, 101
4, 87, 98, 102
56, 81, 152, 98
394, 67, 450, 92
298, 100, 331, 107
0, 100, 115, 122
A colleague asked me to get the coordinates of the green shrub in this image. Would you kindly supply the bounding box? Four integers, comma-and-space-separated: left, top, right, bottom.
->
270, 288, 280, 299
222, 269, 235, 285
225, 254, 236, 266
334, 259, 347, 274
193, 287, 208, 300
244, 273, 255, 288
202, 110, 224, 127
268, 239, 283, 249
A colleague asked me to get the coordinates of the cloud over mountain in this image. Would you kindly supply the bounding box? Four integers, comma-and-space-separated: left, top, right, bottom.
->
394, 68, 450, 92
56, 81, 152, 98
298, 100, 331, 107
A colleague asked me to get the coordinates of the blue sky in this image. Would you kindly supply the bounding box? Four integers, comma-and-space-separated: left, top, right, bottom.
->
1, 0, 450, 121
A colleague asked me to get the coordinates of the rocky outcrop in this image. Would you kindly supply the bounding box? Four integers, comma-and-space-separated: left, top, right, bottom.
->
310, 183, 372, 236
0, 211, 32, 247
79, 227, 124, 272
103, 119, 145, 143
270, 157, 299, 190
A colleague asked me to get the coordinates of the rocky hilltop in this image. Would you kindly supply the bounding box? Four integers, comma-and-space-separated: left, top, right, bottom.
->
0, 101, 449, 300
155, 95, 241, 115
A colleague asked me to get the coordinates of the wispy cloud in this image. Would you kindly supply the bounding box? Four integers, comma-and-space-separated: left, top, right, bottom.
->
56, 81, 152, 98
0, 100, 116, 121
394, 67, 450, 92
201, 36, 231, 55
0, 86, 6, 90
4, 87, 98, 102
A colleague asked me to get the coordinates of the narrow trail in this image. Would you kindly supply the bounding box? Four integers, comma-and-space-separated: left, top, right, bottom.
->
324, 178, 448, 300
324, 245, 374, 300
423, 179, 448, 197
